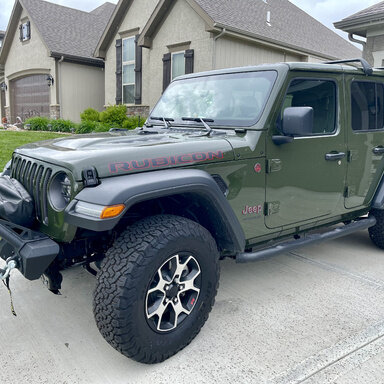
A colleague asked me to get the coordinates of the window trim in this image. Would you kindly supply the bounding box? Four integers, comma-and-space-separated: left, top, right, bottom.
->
351, 79, 384, 133
122, 36, 136, 105
278, 77, 339, 138
19, 21, 31, 42
171, 51, 186, 81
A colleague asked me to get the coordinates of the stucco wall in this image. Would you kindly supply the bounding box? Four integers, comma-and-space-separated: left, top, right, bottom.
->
215, 36, 304, 69
104, 0, 158, 106
147, 0, 213, 108
60, 62, 105, 123
4, 7, 56, 115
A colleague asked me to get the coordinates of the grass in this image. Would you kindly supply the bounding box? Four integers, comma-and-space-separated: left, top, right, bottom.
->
0, 131, 67, 170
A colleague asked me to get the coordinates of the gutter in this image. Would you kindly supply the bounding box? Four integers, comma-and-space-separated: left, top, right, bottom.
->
348, 33, 366, 49
50, 52, 105, 68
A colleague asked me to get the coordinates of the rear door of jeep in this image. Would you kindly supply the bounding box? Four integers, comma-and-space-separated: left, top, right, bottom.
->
265, 70, 348, 229
344, 75, 384, 209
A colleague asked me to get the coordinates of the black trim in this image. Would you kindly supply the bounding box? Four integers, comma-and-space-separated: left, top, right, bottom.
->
372, 177, 384, 209
185, 49, 194, 75
65, 169, 246, 253
162, 52, 171, 92
135, 34, 142, 105
115, 39, 123, 104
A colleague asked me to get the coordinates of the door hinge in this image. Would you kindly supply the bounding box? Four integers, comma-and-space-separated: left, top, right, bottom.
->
266, 159, 282, 174
265, 201, 280, 216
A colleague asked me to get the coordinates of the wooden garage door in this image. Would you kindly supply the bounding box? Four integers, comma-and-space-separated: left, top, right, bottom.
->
11, 75, 50, 122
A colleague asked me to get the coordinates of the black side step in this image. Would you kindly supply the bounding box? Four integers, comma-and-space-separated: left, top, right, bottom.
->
236, 217, 376, 264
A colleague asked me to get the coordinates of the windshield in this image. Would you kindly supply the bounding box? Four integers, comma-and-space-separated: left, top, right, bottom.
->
150, 70, 277, 127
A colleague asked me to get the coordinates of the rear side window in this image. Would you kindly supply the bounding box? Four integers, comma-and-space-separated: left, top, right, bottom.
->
351, 81, 384, 131
282, 79, 336, 135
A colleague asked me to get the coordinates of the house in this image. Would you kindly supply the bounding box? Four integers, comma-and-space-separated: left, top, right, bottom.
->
334, 2, 384, 67
95, 0, 361, 115
0, 0, 115, 123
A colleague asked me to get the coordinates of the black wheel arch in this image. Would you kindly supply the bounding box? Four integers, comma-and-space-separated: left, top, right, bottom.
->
65, 169, 246, 254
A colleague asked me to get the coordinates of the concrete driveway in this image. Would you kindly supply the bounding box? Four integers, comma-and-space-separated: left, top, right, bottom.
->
1, 229, 384, 384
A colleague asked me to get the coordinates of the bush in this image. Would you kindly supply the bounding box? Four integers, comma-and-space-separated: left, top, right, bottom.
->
50, 119, 76, 133
80, 108, 100, 122
76, 120, 100, 134
99, 105, 128, 126
24, 117, 50, 131
122, 116, 145, 130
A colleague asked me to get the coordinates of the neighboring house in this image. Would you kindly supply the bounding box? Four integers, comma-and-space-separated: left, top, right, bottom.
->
0, 30, 5, 121
95, 0, 361, 114
0, 0, 115, 123
334, 2, 384, 67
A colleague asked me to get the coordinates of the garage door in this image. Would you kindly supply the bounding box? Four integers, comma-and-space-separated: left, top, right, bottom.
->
11, 75, 50, 122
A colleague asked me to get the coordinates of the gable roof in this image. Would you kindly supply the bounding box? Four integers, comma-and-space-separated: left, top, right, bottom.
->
94, 0, 135, 58
139, 0, 360, 60
0, 0, 115, 66
334, 1, 384, 37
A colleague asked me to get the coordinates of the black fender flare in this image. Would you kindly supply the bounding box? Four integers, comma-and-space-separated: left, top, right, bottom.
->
65, 169, 246, 253
372, 176, 384, 210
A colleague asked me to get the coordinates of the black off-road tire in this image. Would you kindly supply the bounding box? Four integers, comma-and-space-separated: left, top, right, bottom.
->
93, 215, 220, 364
369, 209, 384, 249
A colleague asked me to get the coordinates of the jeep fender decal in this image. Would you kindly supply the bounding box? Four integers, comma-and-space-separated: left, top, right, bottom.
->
109, 151, 224, 174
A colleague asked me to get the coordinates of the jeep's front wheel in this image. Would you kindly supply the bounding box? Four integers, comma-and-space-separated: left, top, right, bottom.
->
93, 215, 220, 364
369, 209, 384, 249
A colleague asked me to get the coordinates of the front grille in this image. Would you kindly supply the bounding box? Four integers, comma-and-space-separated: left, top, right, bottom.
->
11, 156, 52, 225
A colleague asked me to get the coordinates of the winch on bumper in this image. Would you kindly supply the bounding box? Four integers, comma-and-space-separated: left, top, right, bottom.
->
0, 219, 59, 281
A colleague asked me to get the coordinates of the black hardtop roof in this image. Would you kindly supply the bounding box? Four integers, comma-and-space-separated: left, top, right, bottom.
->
176, 62, 384, 81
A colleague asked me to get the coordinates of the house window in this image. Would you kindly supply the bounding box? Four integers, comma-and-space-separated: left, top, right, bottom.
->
171, 52, 185, 80
122, 36, 135, 104
19, 21, 31, 42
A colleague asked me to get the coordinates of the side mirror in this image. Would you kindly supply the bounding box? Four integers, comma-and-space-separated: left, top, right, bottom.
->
282, 106, 313, 136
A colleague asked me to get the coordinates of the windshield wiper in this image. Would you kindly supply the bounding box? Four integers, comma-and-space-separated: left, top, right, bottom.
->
181, 117, 214, 136
149, 116, 174, 129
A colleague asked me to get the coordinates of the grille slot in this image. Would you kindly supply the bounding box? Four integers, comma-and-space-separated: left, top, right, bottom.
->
11, 156, 53, 223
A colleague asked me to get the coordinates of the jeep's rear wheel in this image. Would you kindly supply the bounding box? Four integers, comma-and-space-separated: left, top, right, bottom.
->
93, 215, 220, 364
369, 209, 384, 249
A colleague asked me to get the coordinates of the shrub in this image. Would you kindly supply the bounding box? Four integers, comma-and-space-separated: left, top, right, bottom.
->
99, 105, 128, 126
75, 120, 99, 134
24, 117, 50, 131
122, 115, 146, 130
50, 119, 76, 133
80, 108, 100, 122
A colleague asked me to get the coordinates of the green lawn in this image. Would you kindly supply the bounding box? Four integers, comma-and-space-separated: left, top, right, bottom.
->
0, 131, 66, 170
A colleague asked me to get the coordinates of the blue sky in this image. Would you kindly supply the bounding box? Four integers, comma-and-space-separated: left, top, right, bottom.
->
0, 0, 379, 41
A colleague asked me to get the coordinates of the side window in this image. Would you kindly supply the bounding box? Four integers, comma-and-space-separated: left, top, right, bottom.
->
122, 37, 135, 104
351, 81, 384, 131
282, 79, 336, 135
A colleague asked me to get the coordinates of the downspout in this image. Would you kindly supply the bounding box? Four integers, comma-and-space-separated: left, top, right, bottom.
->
57, 55, 64, 119
212, 27, 226, 70
348, 33, 366, 49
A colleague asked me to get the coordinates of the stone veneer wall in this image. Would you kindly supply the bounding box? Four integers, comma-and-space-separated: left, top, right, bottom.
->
50, 104, 61, 120
126, 105, 150, 117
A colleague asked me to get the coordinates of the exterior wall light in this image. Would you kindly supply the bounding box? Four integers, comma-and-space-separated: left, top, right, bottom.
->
46, 75, 54, 87
0, 82, 7, 92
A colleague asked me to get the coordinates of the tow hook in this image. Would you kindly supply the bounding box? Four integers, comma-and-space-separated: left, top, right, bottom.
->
0, 259, 17, 281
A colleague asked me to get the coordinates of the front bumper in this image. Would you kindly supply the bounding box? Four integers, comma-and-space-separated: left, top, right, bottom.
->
0, 219, 59, 280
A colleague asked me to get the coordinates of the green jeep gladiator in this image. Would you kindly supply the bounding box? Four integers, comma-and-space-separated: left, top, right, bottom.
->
1, 59, 384, 364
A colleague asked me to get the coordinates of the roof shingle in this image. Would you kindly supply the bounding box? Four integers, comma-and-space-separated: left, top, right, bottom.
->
193, 0, 360, 59
338, 1, 384, 23
21, 0, 115, 59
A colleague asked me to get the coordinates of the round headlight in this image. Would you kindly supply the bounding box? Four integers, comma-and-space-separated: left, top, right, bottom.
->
49, 172, 72, 211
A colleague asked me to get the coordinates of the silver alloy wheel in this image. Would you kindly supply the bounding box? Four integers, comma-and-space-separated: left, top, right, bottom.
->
145, 253, 201, 332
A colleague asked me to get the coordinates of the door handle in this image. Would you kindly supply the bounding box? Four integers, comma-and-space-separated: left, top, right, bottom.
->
373, 146, 384, 155
325, 152, 346, 161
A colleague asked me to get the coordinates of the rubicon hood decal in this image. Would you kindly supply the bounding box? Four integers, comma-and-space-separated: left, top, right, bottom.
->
109, 151, 224, 174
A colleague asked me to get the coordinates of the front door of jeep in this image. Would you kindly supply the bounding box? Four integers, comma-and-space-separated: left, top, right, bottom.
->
344, 77, 384, 209
265, 74, 347, 229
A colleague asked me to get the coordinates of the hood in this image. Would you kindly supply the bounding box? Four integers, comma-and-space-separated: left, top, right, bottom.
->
15, 130, 235, 181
